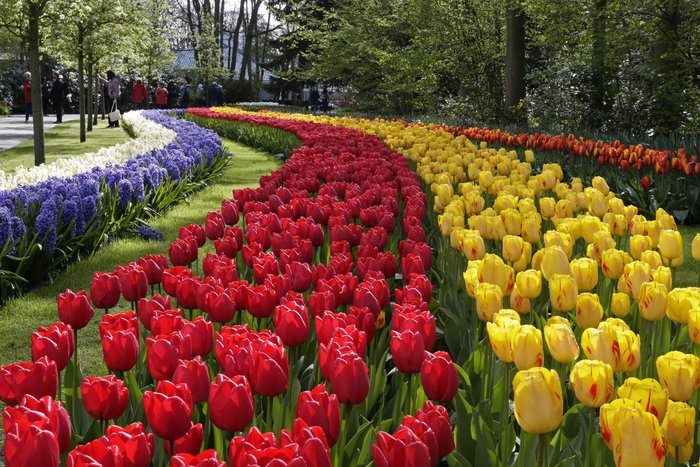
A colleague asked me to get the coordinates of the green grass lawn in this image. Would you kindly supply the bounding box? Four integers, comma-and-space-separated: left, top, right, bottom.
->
0, 138, 280, 375
0, 118, 131, 174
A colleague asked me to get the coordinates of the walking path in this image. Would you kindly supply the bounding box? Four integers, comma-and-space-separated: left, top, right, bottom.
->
0, 114, 79, 152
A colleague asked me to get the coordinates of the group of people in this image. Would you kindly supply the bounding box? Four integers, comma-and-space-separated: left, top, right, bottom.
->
21, 71, 225, 127
22, 71, 67, 123
309, 88, 330, 112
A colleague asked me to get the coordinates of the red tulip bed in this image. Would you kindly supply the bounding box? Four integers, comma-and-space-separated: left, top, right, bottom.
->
1, 110, 459, 466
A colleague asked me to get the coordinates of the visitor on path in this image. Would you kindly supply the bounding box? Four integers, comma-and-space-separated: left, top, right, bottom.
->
179, 78, 191, 108
310, 88, 320, 111
321, 88, 329, 112
51, 71, 65, 123
155, 83, 169, 108
22, 72, 32, 123
41, 78, 50, 116
196, 84, 205, 106
217, 83, 224, 105
105, 70, 121, 128
132, 79, 148, 109
208, 82, 220, 106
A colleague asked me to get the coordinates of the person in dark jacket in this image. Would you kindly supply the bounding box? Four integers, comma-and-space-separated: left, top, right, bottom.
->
51, 71, 65, 123
41, 78, 50, 116
179, 78, 191, 108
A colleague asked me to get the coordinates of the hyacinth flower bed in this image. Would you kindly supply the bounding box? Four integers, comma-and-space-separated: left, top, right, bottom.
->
200, 107, 700, 466
0, 110, 228, 301
1, 111, 458, 466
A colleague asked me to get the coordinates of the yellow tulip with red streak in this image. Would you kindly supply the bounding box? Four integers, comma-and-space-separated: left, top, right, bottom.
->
570, 359, 614, 408
512, 367, 563, 434
655, 351, 700, 402
616, 377, 669, 421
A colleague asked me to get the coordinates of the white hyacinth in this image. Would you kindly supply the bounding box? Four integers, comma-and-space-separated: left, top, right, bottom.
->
0, 111, 176, 192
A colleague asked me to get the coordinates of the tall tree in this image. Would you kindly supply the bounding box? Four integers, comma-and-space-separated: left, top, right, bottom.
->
0, 0, 50, 166
505, 0, 526, 118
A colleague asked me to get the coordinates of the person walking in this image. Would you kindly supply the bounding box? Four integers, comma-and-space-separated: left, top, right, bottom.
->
104, 70, 121, 128
22, 72, 32, 123
155, 82, 168, 109
195, 83, 204, 106
132, 78, 147, 109
179, 78, 191, 108
51, 71, 65, 123
41, 78, 50, 116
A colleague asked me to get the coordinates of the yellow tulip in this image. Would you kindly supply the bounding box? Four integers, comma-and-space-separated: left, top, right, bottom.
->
608, 197, 625, 215
612, 408, 666, 467
544, 320, 579, 364
692, 233, 700, 261
486, 320, 520, 362
624, 205, 638, 223
468, 215, 488, 237
593, 230, 617, 254
521, 215, 542, 244
502, 235, 525, 263
644, 220, 662, 248
666, 288, 700, 324
623, 261, 653, 300
616, 377, 669, 421
570, 257, 599, 292
524, 149, 535, 163
541, 247, 572, 280
501, 209, 522, 236
581, 215, 603, 244
589, 192, 608, 217
601, 249, 626, 279
493, 308, 521, 326
658, 230, 682, 261
655, 351, 700, 402
478, 253, 512, 294
475, 282, 502, 322
592, 176, 610, 196
661, 401, 695, 447
688, 309, 700, 344
512, 368, 563, 434
670, 254, 683, 268
550, 274, 578, 313
656, 208, 677, 231
640, 250, 663, 271
607, 213, 628, 238
539, 197, 555, 219
512, 325, 544, 370
464, 193, 485, 216
478, 171, 494, 189
638, 281, 667, 321
570, 360, 614, 407
616, 329, 641, 373
599, 398, 646, 450
651, 266, 672, 291
512, 242, 532, 273
515, 269, 542, 300
459, 231, 486, 261
630, 235, 653, 260
575, 293, 604, 329
510, 285, 531, 315
668, 440, 692, 464
544, 231, 573, 258
611, 292, 631, 318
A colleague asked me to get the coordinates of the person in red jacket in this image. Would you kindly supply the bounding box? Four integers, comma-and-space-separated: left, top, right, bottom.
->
22, 72, 32, 123
155, 82, 168, 109
132, 79, 147, 109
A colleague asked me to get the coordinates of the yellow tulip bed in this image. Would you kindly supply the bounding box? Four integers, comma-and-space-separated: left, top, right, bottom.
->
211, 106, 700, 467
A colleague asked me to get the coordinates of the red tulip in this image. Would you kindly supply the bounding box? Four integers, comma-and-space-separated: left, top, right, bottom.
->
641, 175, 652, 190
171, 423, 203, 455
246, 285, 278, 318
99, 311, 139, 338
390, 330, 425, 374
81, 376, 129, 421
4, 422, 60, 467
137, 254, 168, 285
205, 212, 226, 240
213, 236, 238, 259
0, 357, 58, 405
179, 224, 205, 248
106, 423, 154, 467
308, 290, 336, 318
229, 428, 302, 466
284, 418, 332, 467
203, 290, 236, 323
176, 277, 201, 311
102, 330, 139, 372
162, 267, 192, 297
90, 273, 120, 311
180, 317, 213, 357
372, 427, 431, 467
138, 295, 172, 330
401, 416, 439, 466
314, 311, 355, 345
208, 374, 254, 432
31, 322, 74, 371
67, 436, 119, 467
296, 384, 340, 446
171, 357, 210, 404
150, 308, 184, 336
171, 449, 225, 467
58, 289, 94, 330
221, 199, 240, 225
401, 253, 426, 278
392, 311, 436, 351
416, 401, 454, 458
12, 394, 71, 452
329, 350, 369, 405
143, 386, 193, 441
285, 261, 313, 292
348, 305, 377, 342
146, 333, 190, 381
273, 293, 310, 347
169, 238, 195, 267
252, 254, 279, 285
247, 341, 288, 397
117, 267, 148, 303
420, 351, 458, 403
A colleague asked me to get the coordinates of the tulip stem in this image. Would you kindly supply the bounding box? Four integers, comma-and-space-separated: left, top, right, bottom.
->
586, 408, 595, 467
214, 426, 225, 461
537, 433, 548, 467
500, 364, 511, 464
72, 329, 78, 426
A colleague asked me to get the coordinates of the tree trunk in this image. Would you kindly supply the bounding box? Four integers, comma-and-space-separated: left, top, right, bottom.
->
652, 0, 682, 134
230, 0, 246, 73
77, 26, 86, 143
504, 0, 526, 116
590, 0, 607, 129
27, 1, 45, 166
93, 69, 99, 126
240, 0, 262, 81
87, 60, 93, 132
